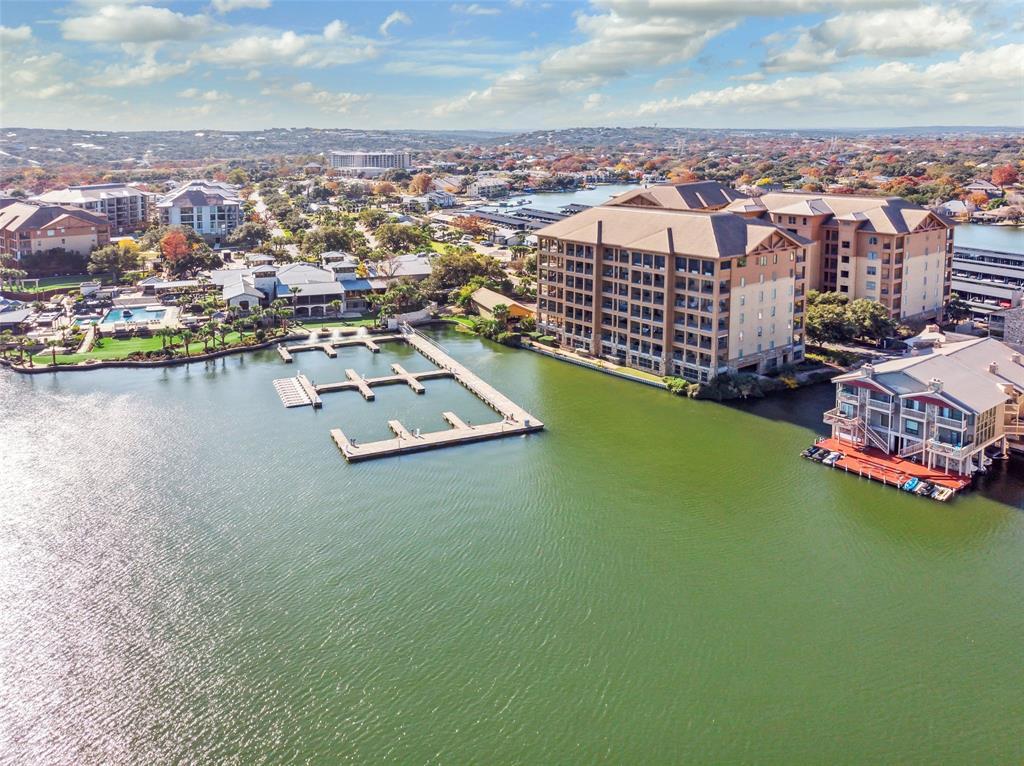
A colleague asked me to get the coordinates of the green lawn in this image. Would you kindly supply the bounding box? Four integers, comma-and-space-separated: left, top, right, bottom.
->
5, 274, 111, 293
32, 331, 250, 365
298, 318, 378, 329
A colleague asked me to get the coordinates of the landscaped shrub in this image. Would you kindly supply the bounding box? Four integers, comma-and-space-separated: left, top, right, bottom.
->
536, 335, 556, 346
663, 376, 691, 396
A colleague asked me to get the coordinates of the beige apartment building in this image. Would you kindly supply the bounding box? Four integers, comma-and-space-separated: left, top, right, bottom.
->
536, 202, 809, 382
724, 191, 954, 321
0, 199, 110, 260
31, 183, 154, 235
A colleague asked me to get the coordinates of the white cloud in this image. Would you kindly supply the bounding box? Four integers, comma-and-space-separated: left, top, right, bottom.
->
211, 0, 271, 12
451, 3, 502, 15
434, 2, 728, 116
637, 44, 1024, 123
383, 60, 490, 77
179, 88, 223, 101
261, 81, 368, 114
61, 4, 210, 43
379, 10, 412, 36
0, 25, 33, 44
582, 93, 606, 111
86, 55, 192, 87
764, 6, 975, 72
197, 22, 377, 68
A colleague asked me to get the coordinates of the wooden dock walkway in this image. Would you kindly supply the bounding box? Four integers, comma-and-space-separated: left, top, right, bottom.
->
280, 334, 403, 359
402, 326, 542, 427
296, 374, 322, 408
346, 369, 375, 400
330, 411, 543, 462
313, 368, 452, 397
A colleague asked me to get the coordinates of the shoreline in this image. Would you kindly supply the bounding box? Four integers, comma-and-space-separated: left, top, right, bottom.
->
0, 331, 309, 375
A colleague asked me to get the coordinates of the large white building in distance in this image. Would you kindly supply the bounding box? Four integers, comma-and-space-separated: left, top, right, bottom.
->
329, 151, 412, 177
157, 180, 243, 243
31, 183, 154, 235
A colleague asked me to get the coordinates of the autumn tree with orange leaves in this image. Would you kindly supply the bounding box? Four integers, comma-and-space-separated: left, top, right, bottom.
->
991, 164, 1019, 187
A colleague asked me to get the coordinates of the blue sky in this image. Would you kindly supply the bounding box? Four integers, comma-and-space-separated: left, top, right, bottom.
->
1, 0, 1021, 131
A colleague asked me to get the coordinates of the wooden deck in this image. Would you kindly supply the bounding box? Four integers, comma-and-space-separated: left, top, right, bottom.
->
282, 334, 403, 358
330, 413, 543, 462
812, 437, 970, 491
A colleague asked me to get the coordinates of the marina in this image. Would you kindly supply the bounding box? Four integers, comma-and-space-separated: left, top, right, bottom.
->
273, 323, 545, 461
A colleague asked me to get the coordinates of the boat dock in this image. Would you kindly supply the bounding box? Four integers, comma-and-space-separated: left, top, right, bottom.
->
281, 335, 403, 358
275, 324, 543, 462
312, 365, 453, 398
330, 411, 543, 462
401, 325, 541, 424
803, 436, 969, 500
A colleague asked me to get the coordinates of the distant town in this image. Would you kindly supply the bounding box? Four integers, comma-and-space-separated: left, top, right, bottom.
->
1, 129, 1022, 498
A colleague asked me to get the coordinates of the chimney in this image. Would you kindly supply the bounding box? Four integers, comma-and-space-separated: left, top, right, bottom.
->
596, 219, 603, 245
924, 323, 940, 334
928, 378, 943, 393
862, 363, 875, 378
1012, 353, 1022, 365
988, 361, 999, 374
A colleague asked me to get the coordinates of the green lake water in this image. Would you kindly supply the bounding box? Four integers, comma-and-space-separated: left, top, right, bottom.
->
1, 326, 1022, 764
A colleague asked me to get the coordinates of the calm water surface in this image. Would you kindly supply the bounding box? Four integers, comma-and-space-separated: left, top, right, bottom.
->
1, 327, 1022, 764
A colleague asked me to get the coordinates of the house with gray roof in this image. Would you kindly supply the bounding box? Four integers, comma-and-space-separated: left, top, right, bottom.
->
157, 180, 243, 243
826, 333, 1024, 475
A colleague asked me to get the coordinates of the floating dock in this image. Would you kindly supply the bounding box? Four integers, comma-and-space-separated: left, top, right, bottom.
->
328, 327, 544, 462
330, 412, 543, 462
280, 335, 402, 358
272, 377, 311, 407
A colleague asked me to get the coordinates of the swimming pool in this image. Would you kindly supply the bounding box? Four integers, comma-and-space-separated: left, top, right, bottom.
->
102, 307, 166, 324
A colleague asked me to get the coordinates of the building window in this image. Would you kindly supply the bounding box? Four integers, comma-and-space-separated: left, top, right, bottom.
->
866, 281, 876, 290
868, 251, 878, 260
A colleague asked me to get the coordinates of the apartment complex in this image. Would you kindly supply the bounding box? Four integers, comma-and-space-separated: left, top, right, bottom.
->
536, 199, 810, 381
329, 151, 411, 177
157, 180, 243, 242
0, 199, 110, 259
825, 335, 1024, 476
724, 191, 954, 321
31, 183, 154, 234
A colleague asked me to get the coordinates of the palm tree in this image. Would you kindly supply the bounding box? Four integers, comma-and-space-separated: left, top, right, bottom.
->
218, 321, 234, 348
200, 322, 216, 353
279, 308, 293, 333
328, 299, 343, 317
0, 330, 12, 359
46, 339, 59, 366
180, 328, 194, 357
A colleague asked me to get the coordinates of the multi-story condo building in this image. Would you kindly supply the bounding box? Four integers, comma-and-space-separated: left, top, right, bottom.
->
329, 151, 411, 177
536, 198, 809, 382
724, 191, 954, 321
31, 183, 154, 234
157, 180, 243, 243
950, 245, 1024, 321
0, 199, 110, 259
825, 334, 1024, 476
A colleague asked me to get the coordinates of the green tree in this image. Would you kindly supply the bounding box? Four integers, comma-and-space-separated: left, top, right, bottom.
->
358, 208, 389, 230
424, 248, 506, 294
374, 223, 430, 254
945, 292, 972, 323
227, 221, 272, 248
226, 168, 250, 186
88, 244, 139, 285
805, 301, 854, 344
846, 298, 897, 342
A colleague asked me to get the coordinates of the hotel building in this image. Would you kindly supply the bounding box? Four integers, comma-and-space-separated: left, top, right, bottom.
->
31, 183, 154, 235
536, 191, 810, 382
157, 180, 243, 242
329, 151, 412, 177
825, 334, 1024, 476
724, 190, 954, 321
0, 199, 110, 259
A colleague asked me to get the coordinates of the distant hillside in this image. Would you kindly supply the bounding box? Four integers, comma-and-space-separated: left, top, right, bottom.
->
0, 127, 514, 168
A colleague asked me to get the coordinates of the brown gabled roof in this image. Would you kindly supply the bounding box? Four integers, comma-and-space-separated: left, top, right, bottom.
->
607, 181, 748, 211
0, 201, 109, 234
535, 206, 804, 259
733, 191, 953, 235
